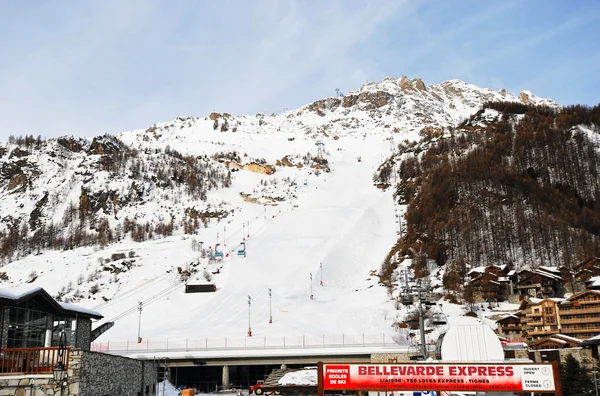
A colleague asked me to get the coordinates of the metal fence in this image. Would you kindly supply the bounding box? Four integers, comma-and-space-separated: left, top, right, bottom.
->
92, 331, 411, 353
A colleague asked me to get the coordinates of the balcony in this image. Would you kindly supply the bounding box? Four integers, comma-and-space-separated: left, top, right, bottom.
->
0, 347, 70, 375
561, 306, 600, 315
528, 311, 543, 317
560, 316, 600, 324
527, 328, 558, 336
526, 319, 544, 326
563, 327, 600, 335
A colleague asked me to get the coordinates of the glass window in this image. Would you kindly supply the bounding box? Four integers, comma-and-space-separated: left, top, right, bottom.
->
6, 300, 49, 348
51, 317, 77, 347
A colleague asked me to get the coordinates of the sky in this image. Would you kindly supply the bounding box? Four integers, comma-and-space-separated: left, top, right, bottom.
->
1, 0, 599, 141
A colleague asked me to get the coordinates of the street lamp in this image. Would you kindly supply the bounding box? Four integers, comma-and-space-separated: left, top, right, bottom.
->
310, 273, 313, 300
268, 288, 273, 324
320, 263, 323, 287
247, 295, 252, 337
53, 331, 67, 396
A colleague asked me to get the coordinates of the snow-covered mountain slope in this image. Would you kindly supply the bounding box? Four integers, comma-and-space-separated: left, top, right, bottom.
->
0, 76, 558, 344
119, 77, 558, 158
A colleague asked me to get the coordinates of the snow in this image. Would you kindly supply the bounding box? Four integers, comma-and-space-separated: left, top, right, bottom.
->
58, 301, 103, 318
0, 284, 42, 299
278, 369, 317, 386
0, 76, 555, 359
588, 276, 600, 287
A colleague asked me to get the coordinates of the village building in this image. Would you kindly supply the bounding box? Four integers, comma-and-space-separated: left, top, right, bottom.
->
513, 267, 564, 299
466, 264, 514, 302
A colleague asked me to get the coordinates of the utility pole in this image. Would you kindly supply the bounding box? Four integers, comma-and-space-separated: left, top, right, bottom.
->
137, 302, 143, 343
268, 288, 273, 324
320, 262, 323, 286
418, 289, 427, 360
247, 296, 252, 337
310, 273, 313, 300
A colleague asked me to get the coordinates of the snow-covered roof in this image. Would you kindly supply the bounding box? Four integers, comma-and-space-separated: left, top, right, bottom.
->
0, 285, 103, 319
59, 302, 103, 319
507, 270, 516, 277
539, 266, 560, 274
586, 276, 600, 287
553, 334, 582, 343
496, 314, 519, 322
469, 267, 486, 274
0, 285, 43, 300
548, 338, 567, 344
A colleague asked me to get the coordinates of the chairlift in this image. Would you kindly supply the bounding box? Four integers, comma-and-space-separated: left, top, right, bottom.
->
238, 242, 246, 257
214, 243, 224, 258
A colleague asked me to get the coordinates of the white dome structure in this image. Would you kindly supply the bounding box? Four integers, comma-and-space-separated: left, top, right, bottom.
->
440, 325, 504, 362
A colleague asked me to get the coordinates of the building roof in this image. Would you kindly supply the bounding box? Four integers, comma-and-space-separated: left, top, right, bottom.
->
0, 285, 103, 320
496, 314, 520, 323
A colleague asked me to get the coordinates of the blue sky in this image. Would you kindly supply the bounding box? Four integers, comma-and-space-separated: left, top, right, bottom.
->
0, 0, 599, 141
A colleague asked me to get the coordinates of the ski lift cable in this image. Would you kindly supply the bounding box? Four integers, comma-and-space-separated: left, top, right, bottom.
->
92, 254, 203, 310
92, 271, 172, 310
107, 280, 184, 323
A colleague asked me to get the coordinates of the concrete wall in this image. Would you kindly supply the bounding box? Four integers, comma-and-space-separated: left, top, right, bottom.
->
371, 352, 412, 363
78, 350, 157, 396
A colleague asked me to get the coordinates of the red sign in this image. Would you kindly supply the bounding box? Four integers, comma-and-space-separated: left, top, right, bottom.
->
321, 363, 556, 393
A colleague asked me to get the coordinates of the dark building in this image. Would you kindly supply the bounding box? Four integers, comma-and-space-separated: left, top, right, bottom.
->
0, 285, 103, 351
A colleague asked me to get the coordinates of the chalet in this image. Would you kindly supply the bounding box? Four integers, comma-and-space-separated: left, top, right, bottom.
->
527, 334, 582, 350
573, 258, 600, 283
466, 264, 514, 302
520, 298, 564, 341
496, 313, 523, 339
513, 267, 564, 299
496, 289, 600, 344
558, 289, 600, 340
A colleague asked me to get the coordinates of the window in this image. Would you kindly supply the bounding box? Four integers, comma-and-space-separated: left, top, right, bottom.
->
52, 317, 77, 347
544, 307, 554, 314
6, 299, 49, 348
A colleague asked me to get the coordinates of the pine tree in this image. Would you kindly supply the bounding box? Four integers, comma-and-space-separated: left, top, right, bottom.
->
560, 354, 594, 396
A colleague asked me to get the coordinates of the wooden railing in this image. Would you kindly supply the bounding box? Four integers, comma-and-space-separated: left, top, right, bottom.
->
0, 347, 69, 375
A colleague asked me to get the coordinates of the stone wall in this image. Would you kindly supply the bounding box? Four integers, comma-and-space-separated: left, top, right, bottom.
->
0, 307, 9, 349
0, 349, 156, 395
0, 375, 63, 396
75, 319, 91, 351
530, 347, 595, 370
78, 350, 157, 396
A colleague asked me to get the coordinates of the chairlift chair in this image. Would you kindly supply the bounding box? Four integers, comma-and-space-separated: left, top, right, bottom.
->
214, 243, 224, 258
237, 242, 246, 257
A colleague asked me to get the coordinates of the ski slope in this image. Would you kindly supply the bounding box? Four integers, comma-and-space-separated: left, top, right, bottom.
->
97, 135, 397, 345
0, 131, 400, 349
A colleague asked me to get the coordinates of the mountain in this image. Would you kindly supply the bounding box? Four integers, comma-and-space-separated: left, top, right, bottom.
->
376, 101, 600, 290
0, 76, 574, 344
